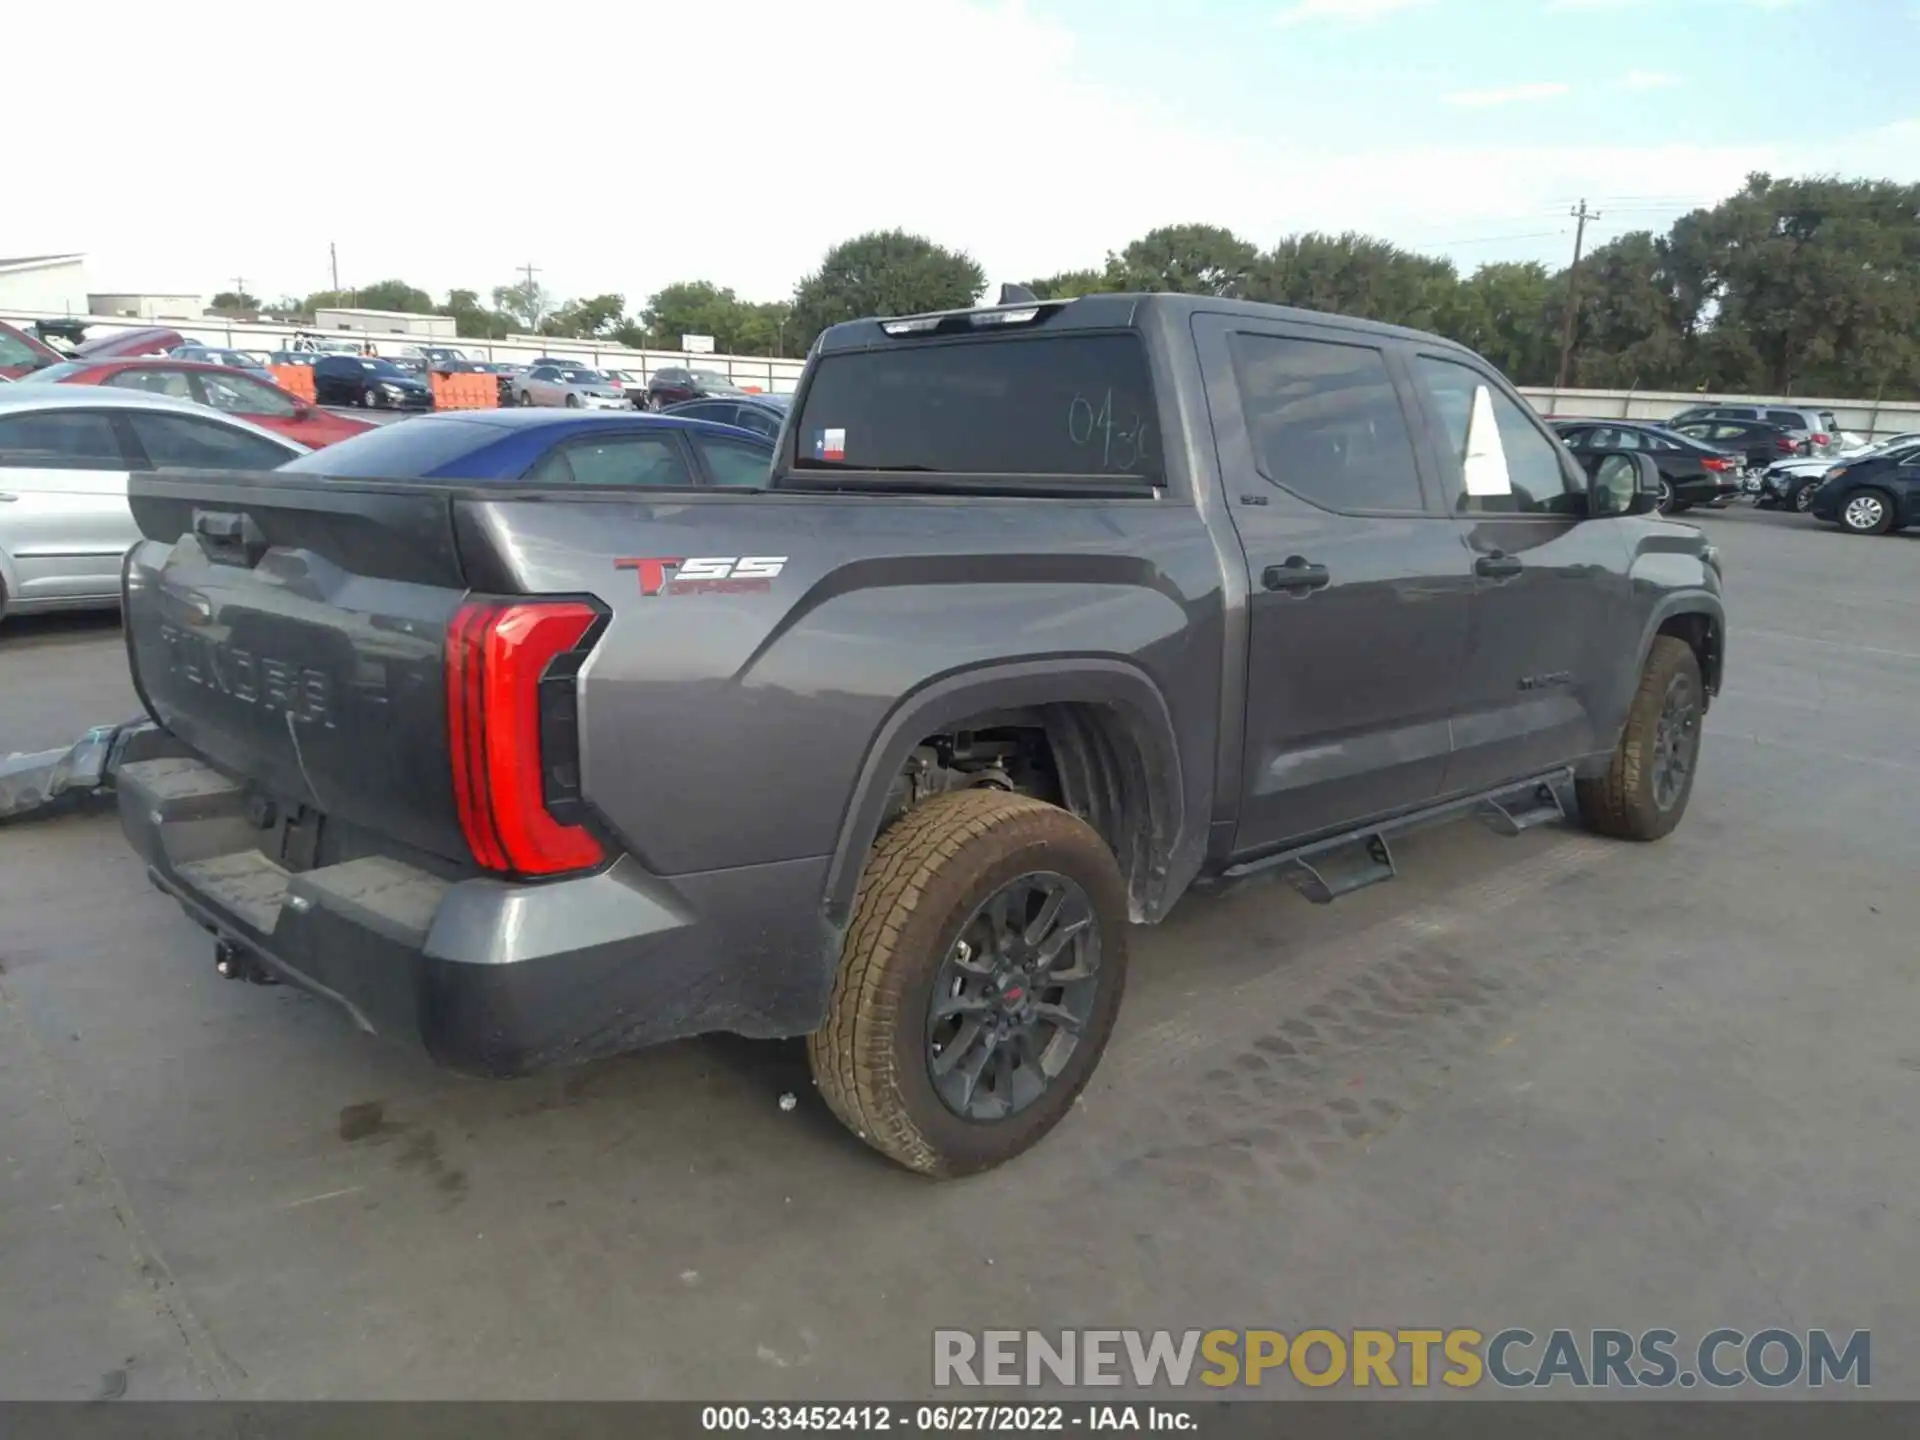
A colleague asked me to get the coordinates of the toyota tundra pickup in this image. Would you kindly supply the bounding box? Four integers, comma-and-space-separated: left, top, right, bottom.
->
114, 292, 1725, 1176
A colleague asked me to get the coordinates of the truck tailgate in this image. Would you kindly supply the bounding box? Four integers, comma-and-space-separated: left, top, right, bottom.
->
123, 471, 472, 864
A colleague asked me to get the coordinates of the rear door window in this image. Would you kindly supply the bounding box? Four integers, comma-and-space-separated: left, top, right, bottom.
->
790, 333, 1162, 484
529, 434, 695, 487
1765, 409, 1806, 427
0, 410, 125, 470
1229, 333, 1425, 512
692, 432, 772, 487
198, 370, 297, 417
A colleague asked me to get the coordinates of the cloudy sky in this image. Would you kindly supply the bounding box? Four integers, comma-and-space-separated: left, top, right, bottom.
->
11, 0, 1917, 309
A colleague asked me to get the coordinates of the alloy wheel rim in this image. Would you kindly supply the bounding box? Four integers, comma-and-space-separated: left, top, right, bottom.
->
1794, 484, 1816, 512
1658, 479, 1673, 513
926, 871, 1101, 1123
1843, 495, 1884, 530
1651, 674, 1700, 812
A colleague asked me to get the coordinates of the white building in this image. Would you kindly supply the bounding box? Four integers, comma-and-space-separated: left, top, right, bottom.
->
88, 292, 206, 321
312, 307, 455, 340
0, 254, 90, 314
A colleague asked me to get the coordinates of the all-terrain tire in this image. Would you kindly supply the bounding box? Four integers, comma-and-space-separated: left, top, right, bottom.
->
1576, 635, 1703, 842
807, 789, 1129, 1177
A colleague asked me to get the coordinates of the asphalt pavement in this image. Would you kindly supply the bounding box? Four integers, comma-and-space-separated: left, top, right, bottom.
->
2, 507, 1917, 1402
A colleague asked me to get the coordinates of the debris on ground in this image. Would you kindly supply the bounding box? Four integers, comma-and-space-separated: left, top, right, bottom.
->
0, 719, 151, 823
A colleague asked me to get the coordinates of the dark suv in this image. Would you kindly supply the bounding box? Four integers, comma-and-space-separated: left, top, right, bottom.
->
645, 366, 743, 409
1669, 403, 1837, 456
113, 292, 1724, 1177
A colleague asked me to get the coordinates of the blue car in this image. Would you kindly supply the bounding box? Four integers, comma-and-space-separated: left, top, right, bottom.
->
278, 409, 774, 488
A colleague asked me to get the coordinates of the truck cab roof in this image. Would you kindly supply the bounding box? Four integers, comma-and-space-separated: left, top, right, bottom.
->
816, 291, 1479, 356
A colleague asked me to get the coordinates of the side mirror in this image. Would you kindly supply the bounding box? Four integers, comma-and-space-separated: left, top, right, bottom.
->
1587, 451, 1661, 517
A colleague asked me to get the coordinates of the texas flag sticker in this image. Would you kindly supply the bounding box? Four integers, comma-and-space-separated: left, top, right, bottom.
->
815, 427, 846, 461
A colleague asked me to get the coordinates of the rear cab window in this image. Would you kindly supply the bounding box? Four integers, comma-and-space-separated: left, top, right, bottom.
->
784, 331, 1162, 488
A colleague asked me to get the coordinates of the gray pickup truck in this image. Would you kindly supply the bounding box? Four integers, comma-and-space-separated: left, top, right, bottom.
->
114, 293, 1725, 1176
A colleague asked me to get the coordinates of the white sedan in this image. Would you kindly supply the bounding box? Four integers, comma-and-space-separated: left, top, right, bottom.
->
0, 387, 305, 620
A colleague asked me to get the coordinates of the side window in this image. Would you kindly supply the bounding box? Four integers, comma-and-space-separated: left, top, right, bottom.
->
694, 433, 771, 487
543, 435, 694, 487
736, 407, 781, 438
1709, 423, 1748, 442
1607, 427, 1644, 450
1556, 428, 1591, 450
108, 368, 195, 400
1414, 355, 1580, 516
127, 413, 292, 471
1227, 333, 1425, 512
0, 410, 125, 470
1765, 409, 1803, 427
200, 371, 297, 417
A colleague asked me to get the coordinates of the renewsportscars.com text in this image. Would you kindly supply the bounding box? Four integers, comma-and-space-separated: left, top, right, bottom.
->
933, 1328, 1870, 1390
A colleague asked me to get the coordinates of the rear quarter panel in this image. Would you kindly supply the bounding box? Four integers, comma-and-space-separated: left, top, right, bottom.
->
458, 492, 1227, 886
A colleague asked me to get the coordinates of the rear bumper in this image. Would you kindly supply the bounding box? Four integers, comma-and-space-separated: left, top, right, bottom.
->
118, 755, 834, 1076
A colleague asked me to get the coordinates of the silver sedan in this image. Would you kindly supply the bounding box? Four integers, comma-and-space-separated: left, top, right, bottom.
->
0, 387, 305, 619
513, 365, 629, 410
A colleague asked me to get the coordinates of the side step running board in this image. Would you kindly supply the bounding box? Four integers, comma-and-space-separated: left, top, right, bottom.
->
1220, 768, 1575, 904
1280, 834, 1396, 906
1475, 780, 1567, 837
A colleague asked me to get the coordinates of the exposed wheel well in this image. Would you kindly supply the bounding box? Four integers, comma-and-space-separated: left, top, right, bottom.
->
1657, 611, 1721, 706
878, 702, 1170, 921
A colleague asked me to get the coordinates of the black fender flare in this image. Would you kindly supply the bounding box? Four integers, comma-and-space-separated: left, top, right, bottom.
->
1635, 589, 1725, 697
821, 658, 1192, 929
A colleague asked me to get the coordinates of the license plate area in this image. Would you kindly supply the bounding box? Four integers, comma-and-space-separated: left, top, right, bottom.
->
246, 786, 326, 873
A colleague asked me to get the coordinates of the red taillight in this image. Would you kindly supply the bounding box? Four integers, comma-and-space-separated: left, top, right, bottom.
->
1811, 433, 1829, 446
446, 599, 605, 876
1701, 457, 1731, 471
1775, 435, 1796, 452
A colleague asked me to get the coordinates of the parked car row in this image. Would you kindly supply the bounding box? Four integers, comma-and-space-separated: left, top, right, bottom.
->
12, 358, 375, 448
0, 384, 777, 621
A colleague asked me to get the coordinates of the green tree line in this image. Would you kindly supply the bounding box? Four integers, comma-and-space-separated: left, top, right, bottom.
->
265, 174, 1919, 398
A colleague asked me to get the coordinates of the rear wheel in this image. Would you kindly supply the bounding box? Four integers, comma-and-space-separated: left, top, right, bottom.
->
518, 391, 534, 408
1577, 635, 1703, 842
1655, 478, 1674, 514
1839, 489, 1895, 535
808, 789, 1129, 1177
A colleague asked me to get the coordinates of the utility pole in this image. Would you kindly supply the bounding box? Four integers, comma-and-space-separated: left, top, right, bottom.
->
230, 276, 247, 304
329, 242, 340, 295
1554, 199, 1599, 393
518, 260, 543, 328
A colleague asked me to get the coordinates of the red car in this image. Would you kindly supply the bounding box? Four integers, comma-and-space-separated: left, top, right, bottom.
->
0, 319, 67, 379
29, 357, 375, 449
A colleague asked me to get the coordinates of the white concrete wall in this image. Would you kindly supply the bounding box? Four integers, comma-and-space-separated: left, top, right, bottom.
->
1518, 386, 1920, 445
0, 260, 90, 316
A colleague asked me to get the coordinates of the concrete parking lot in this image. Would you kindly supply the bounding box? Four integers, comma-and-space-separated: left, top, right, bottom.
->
2, 507, 1916, 1402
